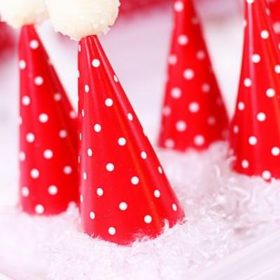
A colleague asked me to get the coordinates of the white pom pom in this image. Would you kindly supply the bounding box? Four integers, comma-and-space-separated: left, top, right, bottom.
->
0, 0, 48, 28
46, 0, 120, 41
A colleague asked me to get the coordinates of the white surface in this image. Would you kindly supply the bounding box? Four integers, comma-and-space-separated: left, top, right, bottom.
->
1, 4, 279, 280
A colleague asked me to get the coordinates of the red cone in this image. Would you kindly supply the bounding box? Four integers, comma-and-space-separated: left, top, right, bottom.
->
19, 25, 79, 215
269, 0, 280, 41
78, 35, 185, 245
158, 0, 229, 152
229, 0, 280, 181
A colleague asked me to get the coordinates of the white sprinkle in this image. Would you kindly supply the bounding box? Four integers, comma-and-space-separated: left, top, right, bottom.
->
30, 40, 39, 49
131, 176, 139, 185
105, 98, 113, 107
96, 187, 104, 196
84, 84, 90, 93
94, 124, 102, 133
172, 203, 178, 211
119, 202, 128, 211
106, 163, 115, 172
168, 54, 177, 65
35, 204, 44, 214
238, 102, 245, 111
171, 87, 182, 99
233, 125, 239, 134
158, 166, 163, 174
275, 65, 280, 74
54, 93, 62, 101
165, 139, 175, 148
271, 147, 280, 156
202, 83, 211, 93
144, 215, 152, 224
183, 69, 194, 80
19, 151, 26, 161
261, 30, 269, 39
197, 50, 206, 60
59, 130, 68, 138
90, 211, 95, 220
26, 133, 35, 143
194, 135, 205, 146
174, 0, 184, 12
266, 88, 276, 98
22, 96, 31, 106
21, 187, 29, 197
189, 102, 200, 113
162, 106, 171, 116
43, 149, 53, 159
257, 112, 266, 122
262, 170, 271, 180
154, 190, 161, 198
246, 0, 255, 4
48, 185, 58, 195
19, 60, 26, 70
241, 160, 249, 169
244, 78, 252, 87
248, 136, 258, 146
63, 166, 72, 174
141, 151, 148, 159
176, 120, 187, 132
34, 76, 44, 86
39, 113, 49, 123
252, 54, 261, 63
92, 59, 101, 68
127, 113, 134, 121
108, 227, 116, 236
87, 148, 93, 157
113, 75, 119, 82
178, 34, 188, 45
70, 111, 76, 119
30, 169, 40, 179
118, 137, 127, 146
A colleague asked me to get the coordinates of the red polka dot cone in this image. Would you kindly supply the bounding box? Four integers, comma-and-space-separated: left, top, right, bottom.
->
19, 25, 79, 215
229, 0, 280, 181
269, 0, 280, 41
78, 35, 185, 245
158, 0, 229, 152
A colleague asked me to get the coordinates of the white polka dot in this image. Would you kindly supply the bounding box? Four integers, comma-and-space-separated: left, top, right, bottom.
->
43, 149, 53, 159
19, 151, 26, 161
70, 111, 76, 119
84, 84, 90, 93
178, 34, 188, 45
238, 102, 245, 111
275, 65, 280, 74
19, 60, 26, 70
233, 125, 239, 134
171, 87, 182, 99
272, 147, 280, 156
162, 106, 171, 116
87, 148, 93, 157
30, 169, 40, 179
94, 124, 102, 133
35, 204, 44, 214
252, 54, 261, 63
92, 59, 101, 68
244, 78, 252, 87
48, 185, 58, 195
106, 163, 115, 172
261, 30, 269, 39
144, 215, 152, 224
189, 102, 200, 113
119, 202, 128, 211
96, 187, 104, 196
90, 211, 95, 220
59, 130, 68, 138
39, 113, 48, 123
165, 139, 175, 148
257, 112, 266, 122
246, 0, 255, 4
266, 88, 276, 98
241, 160, 249, 169
172, 203, 178, 211
176, 120, 187, 131
174, 1, 184, 12
21, 187, 29, 197
30, 40, 39, 49
183, 69, 194, 80
131, 176, 139, 185
208, 116, 216, 125
262, 170, 271, 180
141, 151, 147, 159
54, 93, 62, 101
64, 166, 72, 174
158, 166, 163, 174
22, 96, 31, 106
83, 172, 87, 181
248, 136, 257, 145
26, 133, 35, 143
202, 83, 211, 93
194, 135, 205, 146
113, 75, 119, 82
168, 54, 177, 65
34, 76, 44, 86
197, 50, 206, 60
81, 110, 85, 118
117, 137, 127, 146
108, 227, 116, 235
80, 194, 84, 203
105, 98, 113, 107
154, 190, 161, 198
127, 113, 134, 121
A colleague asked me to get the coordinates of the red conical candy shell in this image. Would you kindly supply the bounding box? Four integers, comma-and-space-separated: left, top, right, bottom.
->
230, 0, 280, 181
78, 36, 185, 245
158, 0, 229, 152
19, 25, 79, 215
